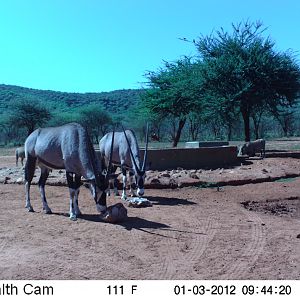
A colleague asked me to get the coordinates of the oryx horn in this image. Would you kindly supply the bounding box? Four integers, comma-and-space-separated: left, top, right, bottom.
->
121, 125, 140, 172
141, 123, 149, 172
107, 129, 115, 176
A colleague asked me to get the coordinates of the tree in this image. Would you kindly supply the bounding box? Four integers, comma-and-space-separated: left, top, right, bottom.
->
271, 106, 295, 137
195, 20, 300, 141
8, 98, 51, 136
188, 112, 202, 141
77, 104, 113, 143
251, 104, 266, 139
142, 57, 204, 147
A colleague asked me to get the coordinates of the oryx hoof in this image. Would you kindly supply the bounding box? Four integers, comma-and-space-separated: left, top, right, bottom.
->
69, 214, 77, 221
44, 208, 52, 214
26, 206, 34, 213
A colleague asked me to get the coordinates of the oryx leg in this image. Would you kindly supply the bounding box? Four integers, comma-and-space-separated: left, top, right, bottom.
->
38, 167, 52, 214
21, 157, 24, 166
24, 154, 37, 212
121, 165, 128, 201
128, 170, 136, 197
107, 178, 119, 197
66, 172, 82, 221
108, 166, 119, 197
113, 178, 120, 196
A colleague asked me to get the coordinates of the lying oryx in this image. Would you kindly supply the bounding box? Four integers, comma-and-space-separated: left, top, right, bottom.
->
239, 138, 266, 158
99, 125, 149, 200
24, 122, 114, 220
15, 146, 25, 166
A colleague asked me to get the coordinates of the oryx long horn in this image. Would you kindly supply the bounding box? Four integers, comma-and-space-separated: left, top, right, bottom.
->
121, 125, 140, 172
107, 129, 115, 176
142, 123, 149, 172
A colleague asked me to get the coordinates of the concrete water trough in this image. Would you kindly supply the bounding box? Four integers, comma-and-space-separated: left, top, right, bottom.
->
96, 143, 239, 171
140, 146, 238, 171
185, 141, 229, 148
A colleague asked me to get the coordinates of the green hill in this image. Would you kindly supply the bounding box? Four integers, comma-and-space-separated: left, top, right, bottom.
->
0, 84, 144, 115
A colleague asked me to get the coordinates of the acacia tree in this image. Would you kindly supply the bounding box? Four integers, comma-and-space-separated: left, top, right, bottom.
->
142, 57, 204, 147
77, 104, 113, 143
195, 20, 300, 141
271, 106, 295, 137
8, 98, 51, 136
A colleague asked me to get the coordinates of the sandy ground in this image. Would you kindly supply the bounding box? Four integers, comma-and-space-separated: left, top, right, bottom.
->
0, 155, 300, 280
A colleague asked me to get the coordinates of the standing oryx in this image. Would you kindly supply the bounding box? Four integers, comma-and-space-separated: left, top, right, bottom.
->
24, 122, 114, 220
99, 125, 149, 200
15, 146, 25, 166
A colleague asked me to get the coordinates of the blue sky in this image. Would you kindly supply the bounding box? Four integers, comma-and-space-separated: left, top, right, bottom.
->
0, 0, 300, 93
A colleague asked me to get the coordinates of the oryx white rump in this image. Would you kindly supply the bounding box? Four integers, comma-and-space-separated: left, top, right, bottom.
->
24, 122, 114, 220
99, 126, 149, 200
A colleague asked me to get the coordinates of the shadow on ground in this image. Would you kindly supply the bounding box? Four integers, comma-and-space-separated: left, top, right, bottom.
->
146, 195, 196, 206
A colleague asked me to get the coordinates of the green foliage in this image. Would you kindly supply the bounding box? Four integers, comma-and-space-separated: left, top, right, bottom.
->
76, 104, 113, 142
195, 20, 300, 141
0, 84, 143, 115
8, 98, 51, 135
142, 57, 205, 146
143, 57, 203, 118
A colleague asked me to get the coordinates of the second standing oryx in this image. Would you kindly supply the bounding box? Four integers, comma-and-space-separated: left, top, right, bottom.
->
15, 146, 25, 166
24, 122, 114, 220
99, 125, 149, 200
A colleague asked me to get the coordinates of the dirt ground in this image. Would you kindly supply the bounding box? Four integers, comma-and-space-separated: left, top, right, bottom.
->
0, 155, 300, 280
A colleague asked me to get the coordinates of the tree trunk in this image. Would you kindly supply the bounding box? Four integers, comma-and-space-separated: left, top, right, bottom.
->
172, 118, 186, 147
253, 119, 259, 140
241, 107, 250, 142
227, 123, 232, 141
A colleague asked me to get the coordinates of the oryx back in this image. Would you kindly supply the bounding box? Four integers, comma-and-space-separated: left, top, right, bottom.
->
100, 130, 141, 170
25, 123, 100, 180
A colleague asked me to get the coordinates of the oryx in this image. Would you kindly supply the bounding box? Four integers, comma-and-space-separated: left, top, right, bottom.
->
99, 125, 149, 200
24, 122, 114, 220
15, 146, 25, 166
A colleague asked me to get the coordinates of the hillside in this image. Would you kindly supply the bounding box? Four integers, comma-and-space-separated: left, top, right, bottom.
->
0, 84, 144, 115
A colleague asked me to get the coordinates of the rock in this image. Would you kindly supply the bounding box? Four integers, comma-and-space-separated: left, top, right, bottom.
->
16, 177, 23, 184
160, 172, 171, 178
150, 178, 161, 184
4, 176, 11, 184
190, 173, 199, 179
101, 203, 127, 223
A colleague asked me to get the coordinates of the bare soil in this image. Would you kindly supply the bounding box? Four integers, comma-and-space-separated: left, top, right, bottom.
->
0, 155, 300, 280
